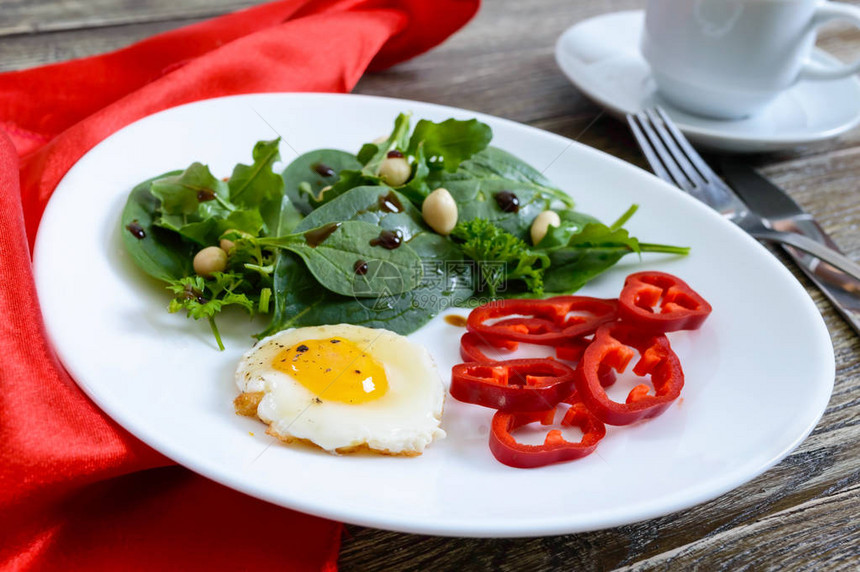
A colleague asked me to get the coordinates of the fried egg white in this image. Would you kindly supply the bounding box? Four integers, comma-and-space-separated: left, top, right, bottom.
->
234, 324, 446, 455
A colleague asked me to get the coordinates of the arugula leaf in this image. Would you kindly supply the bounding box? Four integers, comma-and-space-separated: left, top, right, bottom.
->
407, 118, 492, 172
228, 138, 284, 234
361, 112, 413, 176
157, 208, 265, 246
149, 162, 242, 246
397, 142, 431, 204
151, 162, 230, 215
452, 218, 549, 297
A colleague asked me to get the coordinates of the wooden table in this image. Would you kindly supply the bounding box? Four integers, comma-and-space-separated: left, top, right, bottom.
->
5, 0, 859, 569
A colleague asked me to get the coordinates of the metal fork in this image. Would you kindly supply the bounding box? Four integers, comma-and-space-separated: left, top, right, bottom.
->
626, 107, 860, 282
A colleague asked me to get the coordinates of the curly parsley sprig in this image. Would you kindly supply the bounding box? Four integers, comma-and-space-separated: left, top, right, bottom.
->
452, 218, 550, 297
166, 273, 264, 351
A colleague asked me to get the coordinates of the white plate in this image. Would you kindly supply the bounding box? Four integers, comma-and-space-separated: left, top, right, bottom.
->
33, 93, 834, 537
555, 10, 860, 153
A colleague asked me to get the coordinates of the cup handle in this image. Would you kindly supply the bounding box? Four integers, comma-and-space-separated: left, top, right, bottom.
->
800, 1, 860, 80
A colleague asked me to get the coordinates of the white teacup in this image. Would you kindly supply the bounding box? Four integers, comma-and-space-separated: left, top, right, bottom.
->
641, 0, 860, 119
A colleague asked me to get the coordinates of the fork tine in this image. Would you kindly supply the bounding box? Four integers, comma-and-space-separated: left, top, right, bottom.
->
653, 106, 720, 184
626, 114, 674, 184
629, 111, 694, 191
643, 108, 708, 189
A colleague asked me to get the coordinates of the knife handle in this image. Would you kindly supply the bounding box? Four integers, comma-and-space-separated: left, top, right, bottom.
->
782, 245, 860, 335
774, 217, 860, 336
751, 229, 860, 283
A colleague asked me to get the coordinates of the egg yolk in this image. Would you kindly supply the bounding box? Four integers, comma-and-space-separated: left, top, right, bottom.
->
272, 337, 389, 404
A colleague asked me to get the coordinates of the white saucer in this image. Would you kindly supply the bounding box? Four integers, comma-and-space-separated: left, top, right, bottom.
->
555, 10, 860, 153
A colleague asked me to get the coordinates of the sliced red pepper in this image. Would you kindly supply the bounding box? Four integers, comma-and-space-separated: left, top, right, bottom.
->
450, 359, 576, 412
466, 296, 618, 346
555, 337, 618, 387
489, 401, 606, 468
618, 271, 712, 333
554, 338, 589, 362
575, 323, 684, 425
459, 332, 519, 363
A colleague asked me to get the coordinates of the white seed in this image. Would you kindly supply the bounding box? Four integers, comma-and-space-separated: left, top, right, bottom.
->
193, 246, 227, 277
219, 238, 235, 253
530, 210, 561, 245
422, 188, 458, 236
378, 156, 411, 187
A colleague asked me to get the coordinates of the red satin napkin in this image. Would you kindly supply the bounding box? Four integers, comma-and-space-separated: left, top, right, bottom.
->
0, 1, 478, 569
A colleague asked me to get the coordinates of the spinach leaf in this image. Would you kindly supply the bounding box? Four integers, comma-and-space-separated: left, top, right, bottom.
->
542, 207, 689, 293
295, 185, 425, 241
120, 171, 194, 282
258, 220, 422, 298
436, 176, 566, 241
535, 209, 601, 249
281, 149, 362, 214
543, 245, 631, 293
424, 147, 576, 241
259, 233, 473, 337
304, 168, 381, 209
228, 138, 284, 234
276, 195, 304, 236
456, 147, 565, 193
261, 183, 474, 336
407, 118, 492, 172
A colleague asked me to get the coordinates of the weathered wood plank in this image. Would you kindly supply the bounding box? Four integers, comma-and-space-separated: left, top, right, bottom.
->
0, 0, 258, 36
0, 19, 199, 71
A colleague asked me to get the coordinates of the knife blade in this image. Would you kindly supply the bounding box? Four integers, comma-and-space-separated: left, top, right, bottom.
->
719, 158, 860, 336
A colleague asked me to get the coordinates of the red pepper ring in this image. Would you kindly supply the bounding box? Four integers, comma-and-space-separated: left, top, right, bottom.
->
575, 323, 684, 426
554, 338, 589, 362
489, 402, 606, 468
555, 338, 617, 387
459, 332, 518, 363
450, 359, 577, 412
618, 271, 712, 333
466, 296, 618, 346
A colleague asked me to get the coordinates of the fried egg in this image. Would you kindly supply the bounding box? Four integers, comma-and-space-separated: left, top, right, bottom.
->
234, 324, 446, 455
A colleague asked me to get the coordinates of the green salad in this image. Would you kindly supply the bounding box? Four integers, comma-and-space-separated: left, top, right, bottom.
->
120, 113, 688, 349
